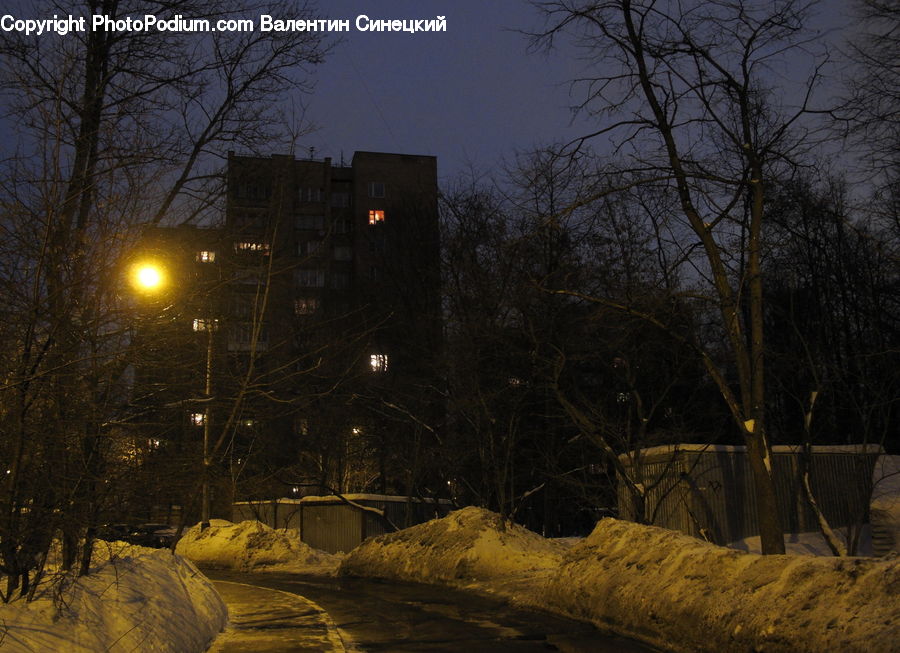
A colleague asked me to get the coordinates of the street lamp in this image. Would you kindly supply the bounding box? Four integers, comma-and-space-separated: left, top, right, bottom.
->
128, 257, 213, 530
130, 260, 167, 294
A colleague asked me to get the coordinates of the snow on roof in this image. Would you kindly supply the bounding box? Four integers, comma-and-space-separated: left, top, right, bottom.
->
619, 443, 885, 461
175, 519, 340, 573
234, 493, 452, 505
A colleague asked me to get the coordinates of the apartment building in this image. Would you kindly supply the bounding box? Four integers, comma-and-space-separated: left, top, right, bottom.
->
132, 151, 441, 515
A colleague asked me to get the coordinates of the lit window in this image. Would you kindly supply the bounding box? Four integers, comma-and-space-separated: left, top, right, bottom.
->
192, 318, 218, 332
234, 241, 270, 254
333, 245, 353, 261
369, 353, 388, 372
368, 182, 385, 198
294, 297, 319, 315
296, 215, 325, 230
351, 427, 362, 435
196, 250, 216, 263
368, 210, 385, 225
191, 412, 206, 426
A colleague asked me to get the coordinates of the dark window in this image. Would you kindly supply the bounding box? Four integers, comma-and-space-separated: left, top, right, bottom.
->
333, 217, 352, 234
295, 215, 325, 231
298, 240, 322, 256
330, 271, 351, 290
333, 246, 353, 261
294, 268, 326, 287
331, 192, 350, 208
298, 187, 323, 203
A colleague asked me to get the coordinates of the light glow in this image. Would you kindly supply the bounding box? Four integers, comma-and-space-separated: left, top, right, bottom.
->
131, 261, 166, 292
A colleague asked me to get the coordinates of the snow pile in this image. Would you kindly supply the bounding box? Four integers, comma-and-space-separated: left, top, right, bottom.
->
545, 518, 900, 653
0, 548, 226, 653
176, 519, 340, 573
340, 506, 565, 583
339, 506, 898, 652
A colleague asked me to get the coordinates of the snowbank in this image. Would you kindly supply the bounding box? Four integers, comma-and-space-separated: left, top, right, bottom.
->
545, 519, 899, 653
340, 506, 565, 583
339, 507, 899, 652
0, 548, 226, 652
176, 519, 340, 573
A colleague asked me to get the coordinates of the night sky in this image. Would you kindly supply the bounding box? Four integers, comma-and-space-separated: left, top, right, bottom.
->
0, 1, 854, 183
301, 0, 851, 183
301, 0, 593, 182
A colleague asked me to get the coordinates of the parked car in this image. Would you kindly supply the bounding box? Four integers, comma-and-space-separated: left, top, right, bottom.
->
96, 523, 176, 548
126, 523, 177, 548
96, 523, 131, 542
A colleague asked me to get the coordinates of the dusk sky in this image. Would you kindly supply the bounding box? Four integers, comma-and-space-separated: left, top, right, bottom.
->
300, 0, 851, 184
301, 0, 593, 182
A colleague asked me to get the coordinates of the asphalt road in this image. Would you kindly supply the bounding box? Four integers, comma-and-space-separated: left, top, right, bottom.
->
204, 569, 657, 652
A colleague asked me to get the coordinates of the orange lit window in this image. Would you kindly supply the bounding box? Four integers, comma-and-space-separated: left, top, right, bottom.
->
368, 210, 385, 225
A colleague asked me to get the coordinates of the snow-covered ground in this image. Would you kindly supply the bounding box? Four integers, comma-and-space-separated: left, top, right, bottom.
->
340, 506, 899, 653
175, 519, 342, 574
0, 521, 341, 653
5, 463, 898, 653
0, 545, 226, 652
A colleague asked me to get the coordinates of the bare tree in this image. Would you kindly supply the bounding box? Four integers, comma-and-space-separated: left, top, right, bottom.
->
530, 0, 832, 553
0, 0, 330, 598
837, 0, 899, 177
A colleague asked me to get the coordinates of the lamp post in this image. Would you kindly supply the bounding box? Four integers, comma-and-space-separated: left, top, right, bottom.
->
130, 259, 212, 530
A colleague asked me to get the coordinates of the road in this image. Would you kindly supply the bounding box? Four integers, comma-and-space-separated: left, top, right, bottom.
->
204, 569, 657, 652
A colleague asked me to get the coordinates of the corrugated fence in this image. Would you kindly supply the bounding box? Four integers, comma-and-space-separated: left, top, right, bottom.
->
617, 445, 881, 544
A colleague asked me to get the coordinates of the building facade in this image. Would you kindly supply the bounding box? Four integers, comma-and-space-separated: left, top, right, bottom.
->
132, 151, 441, 517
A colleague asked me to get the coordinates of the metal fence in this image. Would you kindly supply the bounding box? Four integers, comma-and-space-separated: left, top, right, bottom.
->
233, 494, 452, 553
617, 445, 882, 544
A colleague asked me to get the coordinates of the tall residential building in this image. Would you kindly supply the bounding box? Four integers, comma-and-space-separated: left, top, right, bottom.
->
132, 151, 441, 517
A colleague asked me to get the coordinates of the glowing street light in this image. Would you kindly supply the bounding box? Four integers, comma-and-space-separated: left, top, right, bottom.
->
130, 260, 166, 293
